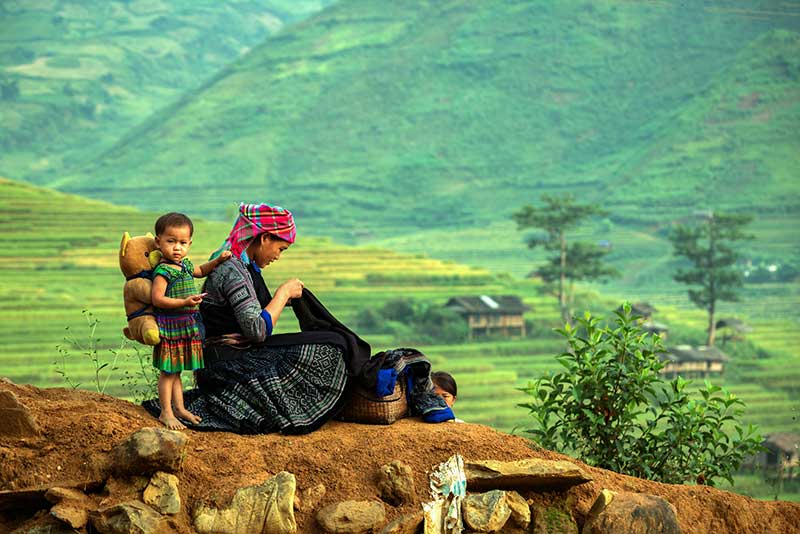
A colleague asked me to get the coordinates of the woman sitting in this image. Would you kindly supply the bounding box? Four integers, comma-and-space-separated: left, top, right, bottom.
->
176, 203, 349, 434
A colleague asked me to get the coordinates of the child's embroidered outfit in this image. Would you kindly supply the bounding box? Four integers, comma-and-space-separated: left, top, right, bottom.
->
153, 259, 204, 373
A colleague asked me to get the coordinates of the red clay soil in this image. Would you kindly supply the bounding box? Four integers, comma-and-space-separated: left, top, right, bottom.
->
1, 380, 798, 533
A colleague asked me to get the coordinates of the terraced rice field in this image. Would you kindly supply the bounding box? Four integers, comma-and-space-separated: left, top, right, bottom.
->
1, 178, 798, 499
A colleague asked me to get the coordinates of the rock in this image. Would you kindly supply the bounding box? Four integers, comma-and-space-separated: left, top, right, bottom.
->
296, 483, 326, 513
193, 471, 296, 534
316, 500, 386, 534
581, 490, 680, 534
0, 390, 39, 438
531, 503, 578, 534
112, 428, 188, 476
462, 490, 511, 533
90, 500, 168, 534
464, 458, 592, 491
380, 510, 424, 534
505, 490, 531, 531
143, 472, 181, 515
377, 460, 416, 506
11, 512, 79, 534
45, 487, 94, 529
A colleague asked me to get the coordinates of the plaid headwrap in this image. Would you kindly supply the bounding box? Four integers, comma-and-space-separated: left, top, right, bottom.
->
212, 203, 296, 260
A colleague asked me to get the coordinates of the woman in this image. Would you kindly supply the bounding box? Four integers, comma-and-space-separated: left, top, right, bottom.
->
173, 203, 349, 434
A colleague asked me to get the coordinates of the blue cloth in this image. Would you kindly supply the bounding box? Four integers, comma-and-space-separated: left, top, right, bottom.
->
423, 407, 455, 423
260, 310, 273, 336
375, 368, 397, 397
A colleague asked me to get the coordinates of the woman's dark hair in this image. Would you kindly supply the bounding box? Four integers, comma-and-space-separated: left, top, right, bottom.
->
431, 371, 457, 397
155, 212, 194, 236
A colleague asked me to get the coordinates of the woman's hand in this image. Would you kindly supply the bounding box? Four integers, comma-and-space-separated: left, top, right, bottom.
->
276, 278, 304, 300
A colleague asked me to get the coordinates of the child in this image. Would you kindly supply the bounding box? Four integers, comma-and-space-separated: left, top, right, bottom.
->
431, 371, 457, 408
150, 212, 231, 430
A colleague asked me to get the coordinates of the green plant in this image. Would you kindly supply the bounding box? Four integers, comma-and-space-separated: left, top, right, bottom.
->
54, 309, 124, 394
121, 343, 159, 404
519, 304, 763, 485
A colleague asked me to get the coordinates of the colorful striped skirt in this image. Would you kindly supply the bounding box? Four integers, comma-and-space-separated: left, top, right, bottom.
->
153, 311, 204, 373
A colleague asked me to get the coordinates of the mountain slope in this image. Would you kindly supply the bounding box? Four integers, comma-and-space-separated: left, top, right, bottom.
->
54, 0, 799, 240
0, 0, 334, 183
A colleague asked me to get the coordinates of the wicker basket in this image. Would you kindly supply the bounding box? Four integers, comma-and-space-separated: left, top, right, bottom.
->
338, 381, 408, 425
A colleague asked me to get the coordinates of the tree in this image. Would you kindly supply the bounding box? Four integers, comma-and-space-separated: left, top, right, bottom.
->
512, 194, 617, 325
519, 305, 762, 485
668, 211, 753, 346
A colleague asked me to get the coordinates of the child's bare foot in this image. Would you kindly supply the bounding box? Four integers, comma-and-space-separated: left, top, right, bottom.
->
175, 408, 201, 425
159, 413, 186, 430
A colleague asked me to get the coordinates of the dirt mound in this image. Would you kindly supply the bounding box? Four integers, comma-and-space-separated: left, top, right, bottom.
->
1, 380, 798, 533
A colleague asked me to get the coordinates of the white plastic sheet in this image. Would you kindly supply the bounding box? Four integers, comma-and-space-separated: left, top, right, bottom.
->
422, 454, 467, 534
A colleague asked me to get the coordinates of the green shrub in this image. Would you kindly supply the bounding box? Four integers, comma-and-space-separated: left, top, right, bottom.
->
519, 304, 763, 485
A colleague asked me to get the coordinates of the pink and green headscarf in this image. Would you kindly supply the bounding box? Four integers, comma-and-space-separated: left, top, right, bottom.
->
212, 203, 296, 260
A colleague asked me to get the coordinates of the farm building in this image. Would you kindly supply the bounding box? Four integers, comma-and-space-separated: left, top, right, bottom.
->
445, 295, 529, 339
753, 433, 800, 480
660, 345, 730, 378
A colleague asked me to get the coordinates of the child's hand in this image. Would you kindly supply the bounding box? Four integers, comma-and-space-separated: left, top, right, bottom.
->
219, 250, 232, 262
184, 294, 205, 306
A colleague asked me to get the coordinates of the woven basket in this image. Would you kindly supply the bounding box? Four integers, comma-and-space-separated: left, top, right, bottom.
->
339, 381, 408, 425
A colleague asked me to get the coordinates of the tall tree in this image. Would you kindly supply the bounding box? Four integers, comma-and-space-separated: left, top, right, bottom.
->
669, 211, 753, 346
513, 194, 617, 325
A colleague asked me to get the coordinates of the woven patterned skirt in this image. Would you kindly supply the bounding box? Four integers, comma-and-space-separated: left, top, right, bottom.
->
144, 342, 348, 434
153, 312, 204, 373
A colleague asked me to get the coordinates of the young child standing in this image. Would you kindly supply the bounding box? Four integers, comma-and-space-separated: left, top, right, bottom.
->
151, 212, 231, 430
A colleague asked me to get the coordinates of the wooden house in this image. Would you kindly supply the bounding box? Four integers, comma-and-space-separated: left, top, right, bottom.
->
660, 345, 729, 378
753, 433, 800, 480
445, 295, 529, 339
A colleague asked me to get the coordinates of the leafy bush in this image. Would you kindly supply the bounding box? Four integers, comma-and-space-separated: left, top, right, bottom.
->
519, 304, 763, 485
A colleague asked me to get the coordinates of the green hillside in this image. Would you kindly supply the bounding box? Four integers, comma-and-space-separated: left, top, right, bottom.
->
0, 0, 334, 183
52, 1, 799, 240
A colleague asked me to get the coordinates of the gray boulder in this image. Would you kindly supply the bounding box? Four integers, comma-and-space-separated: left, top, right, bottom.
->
112, 428, 188, 476
316, 500, 386, 534
462, 490, 511, 533
377, 460, 416, 506
143, 471, 181, 515
465, 458, 592, 492
193, 471, 297, 534
90, 500, 168, 534
0, 390, 39, 438
582, 490, 681, 534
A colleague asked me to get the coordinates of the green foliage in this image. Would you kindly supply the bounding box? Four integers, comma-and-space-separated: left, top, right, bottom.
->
669, 211, 754, 345
519, 304, 763, 485
354, 298, 468, 344
54, 309, 124, 395
120, 344, 159, 404
513, 194, 617, 324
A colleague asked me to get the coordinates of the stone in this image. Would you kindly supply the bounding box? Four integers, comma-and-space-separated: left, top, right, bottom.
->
143, 471, 181, 515
462, 490, 511, 533
316, 500, 386, 534
377, 460, 416, 506
45, 487, 94, 529
581, 490, 681, 534
296, 483, 326, 513
505, 490, 531, 531
90, 500, 168, 534
11, 513, 79, 534
381, 510, 424, 534
193, 471, 296, 534
464, 458, 592, 492
112, 427, 188, 476
0, 390, 39, 438
531, 503, 578, 534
